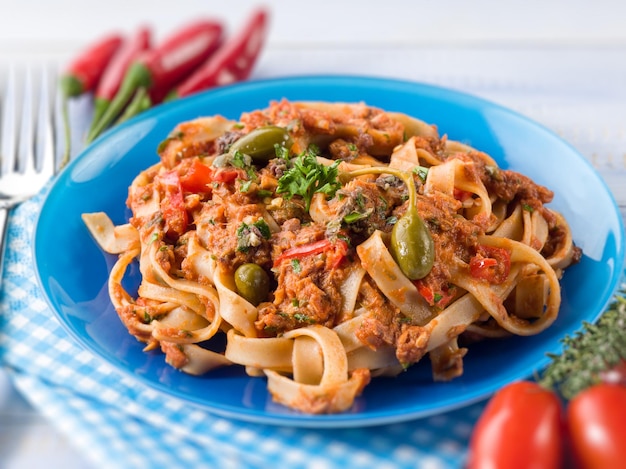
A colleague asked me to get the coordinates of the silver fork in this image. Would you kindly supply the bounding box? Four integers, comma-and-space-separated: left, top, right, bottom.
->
0, 63, 57, 282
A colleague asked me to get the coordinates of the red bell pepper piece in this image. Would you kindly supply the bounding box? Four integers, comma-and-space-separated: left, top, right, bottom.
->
171, 8, 269, 99
453, 187, 473, 202
211, 168, 241, 183
274, 238, 348, 269
60, 34, 124, 98
91, 26, 151, 128
87, 20, 224, 143
469, 245, 511, 284
178, 160, 241, 193
414, 280, 457, 308
178, 160, 215, 192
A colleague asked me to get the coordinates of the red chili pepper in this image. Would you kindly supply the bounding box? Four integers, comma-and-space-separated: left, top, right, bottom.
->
59, 33, 123, 166
171, 8, 269, 99
60, 34, 124, 97
90, 26, 151, 128
87, 20, 224, 143
469, 245, 511, 284
274, 238, 348, 269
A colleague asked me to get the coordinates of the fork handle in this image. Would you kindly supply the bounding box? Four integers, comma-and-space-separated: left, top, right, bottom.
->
0, 209, 8, 285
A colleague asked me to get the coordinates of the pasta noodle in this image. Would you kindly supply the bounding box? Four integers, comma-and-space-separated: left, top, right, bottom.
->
83, 100, 581, 414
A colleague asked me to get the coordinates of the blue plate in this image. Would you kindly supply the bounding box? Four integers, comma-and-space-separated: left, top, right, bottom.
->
34, 76, 625, 428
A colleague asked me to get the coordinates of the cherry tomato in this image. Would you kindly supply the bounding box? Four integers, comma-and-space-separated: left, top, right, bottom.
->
567, 384, 626, 469
467, 381, 563, 469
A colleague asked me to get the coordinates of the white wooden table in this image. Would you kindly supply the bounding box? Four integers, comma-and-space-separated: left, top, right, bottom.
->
1, 1, 625, 467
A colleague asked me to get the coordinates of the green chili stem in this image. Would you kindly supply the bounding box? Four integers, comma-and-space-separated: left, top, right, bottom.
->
114, 87, 151, 126
60, 95, 71, 168
87, 97, 110, 138
85, 62, 152, 143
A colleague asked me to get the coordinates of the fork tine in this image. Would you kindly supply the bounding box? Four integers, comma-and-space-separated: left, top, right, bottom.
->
36, 63, 56, 178
53, 66, 66, 169
18, 65, 36, 175
1, 64, 20, 176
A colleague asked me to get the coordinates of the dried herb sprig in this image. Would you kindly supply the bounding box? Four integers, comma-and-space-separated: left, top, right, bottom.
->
539, 288, 626, 400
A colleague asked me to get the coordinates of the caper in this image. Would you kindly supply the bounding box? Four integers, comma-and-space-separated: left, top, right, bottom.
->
341, 165, 435, 280
234, 263, 271, 306
229, 126, 292, 163
390, 207, 435, 280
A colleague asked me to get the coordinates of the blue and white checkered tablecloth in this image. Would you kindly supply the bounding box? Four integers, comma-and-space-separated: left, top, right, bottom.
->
0, 188, 485, 469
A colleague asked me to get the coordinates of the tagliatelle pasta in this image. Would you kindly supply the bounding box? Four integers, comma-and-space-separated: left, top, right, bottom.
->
83, 100, 581, 414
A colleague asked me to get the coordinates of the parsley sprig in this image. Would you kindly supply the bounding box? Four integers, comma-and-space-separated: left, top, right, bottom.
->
539, 289, 626, 399
276, 145, 341, 211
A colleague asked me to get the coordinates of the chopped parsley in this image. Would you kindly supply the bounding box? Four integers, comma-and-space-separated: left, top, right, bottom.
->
148, 231, 160, 244
212, 149, 257, 180
276, 145, 342, 211
230, 150, 249, 169
157, 130, 184, 153
236, 219, 271, 252
274, 143, 290, 160
354, 192, 366, 209
385, 215, 398, 225
257, 189, 273, 198
336, 233, 352, 247
343, 210, 370, 224
239, 180, 252, 193
294, 312, 315, 324
413, 166, 429, 183
141, 311, 164, 324
291, 258, 302, 273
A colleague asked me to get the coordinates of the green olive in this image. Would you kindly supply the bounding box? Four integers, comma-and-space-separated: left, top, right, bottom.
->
229, 126, 293, 163
234, 263, 270, 306
390, 207, 435, 280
